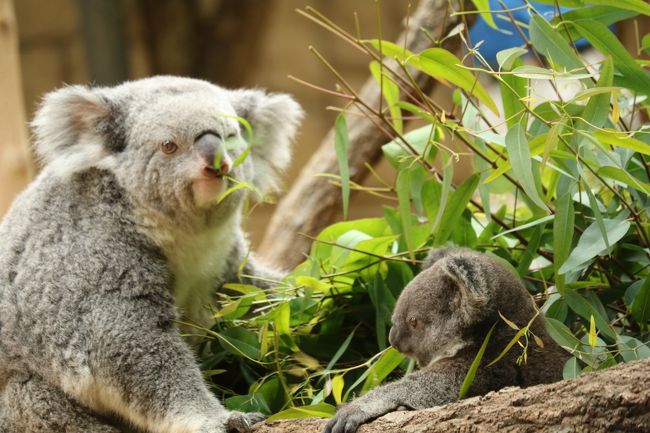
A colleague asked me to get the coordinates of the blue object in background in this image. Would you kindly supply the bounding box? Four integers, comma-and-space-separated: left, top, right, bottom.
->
468, 0, 591, 68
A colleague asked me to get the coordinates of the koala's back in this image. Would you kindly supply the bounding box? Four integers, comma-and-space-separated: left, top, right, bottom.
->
0, 168, 174, 374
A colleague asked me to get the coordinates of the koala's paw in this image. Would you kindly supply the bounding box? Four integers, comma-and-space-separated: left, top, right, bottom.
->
322, 405, 375, 433
225, 411, 267, 433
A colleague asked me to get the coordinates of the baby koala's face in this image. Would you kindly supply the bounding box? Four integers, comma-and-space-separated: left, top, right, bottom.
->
389, 265, 469, 367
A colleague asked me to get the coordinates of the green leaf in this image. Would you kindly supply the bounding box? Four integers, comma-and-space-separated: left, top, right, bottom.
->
586, 0, 650, 16
576, 58, 613, 133
592, 129, 650, 155
225, 394, 270, 414
511, 65, 593, 80
218, 327, 261, 360
597, 166, 650, 195
529, 15, 584, 72
553, 191, 575, 274
630, 278, 650, 324
563, 357, 582, 379
415, 49, 498, 114
266, 403, 336, 422
559, 7, 639, 39
505, 124, 548, 211
434, 174, 480, 245
491, 215, 554, 240
573, 21, 650, 96
382, 125, 438, 169
369, 61, 403, 133
500, 57, 528, 128
588, 315, 597, 347
361, 348, 405, 393
459, 323, 496, 399
559, 219, 631, 274
331, 374, 345, 404
496, 47, 527, 71
396, 170, 414, 258
545, 317, 582, 353
334, 114, 350, 219
562, 289, 617, 340
535, 0, 649, 14
643, 34, 650, 55
484, 133, 548, 184
470, 0, 497, 29
393, 101, 436, 123
617, 335, 650, 361
366, 40, 498, 114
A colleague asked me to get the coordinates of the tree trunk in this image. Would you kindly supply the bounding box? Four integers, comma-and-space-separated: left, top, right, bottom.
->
258, 0, 469, 269
137, 0, 274, 87
0, 0, 33, 217
253, 357, 650, 433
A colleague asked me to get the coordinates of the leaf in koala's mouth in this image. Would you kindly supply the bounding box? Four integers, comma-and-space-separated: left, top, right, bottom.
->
214, 113, 254, 170
216, 178, 256, 204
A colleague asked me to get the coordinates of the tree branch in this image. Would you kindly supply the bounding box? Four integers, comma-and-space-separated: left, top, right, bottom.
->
254, 358, 650, 433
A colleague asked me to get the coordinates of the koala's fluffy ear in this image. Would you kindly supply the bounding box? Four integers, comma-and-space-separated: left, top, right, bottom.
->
229, 89, 304, 194
31, 85, 121, 168
437, 254, 490, 323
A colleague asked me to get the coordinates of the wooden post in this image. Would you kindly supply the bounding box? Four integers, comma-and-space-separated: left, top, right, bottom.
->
0, 0, 33, 217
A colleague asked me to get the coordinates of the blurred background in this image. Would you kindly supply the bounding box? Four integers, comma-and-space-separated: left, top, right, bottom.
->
1, 0, 410, 246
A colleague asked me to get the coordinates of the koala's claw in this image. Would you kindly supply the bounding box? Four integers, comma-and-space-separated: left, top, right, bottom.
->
322, 407, 372, 433
226, 411, 267, 433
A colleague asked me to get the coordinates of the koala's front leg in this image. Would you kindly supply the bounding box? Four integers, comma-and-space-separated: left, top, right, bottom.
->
323, 365, 468, 433
58, 297, 258, 433
2, 373, 123, 433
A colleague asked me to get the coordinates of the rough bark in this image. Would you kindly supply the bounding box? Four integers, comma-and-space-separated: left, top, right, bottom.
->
258, 0, 468, 268
253, 357, 650, 433
0, 0, 33, 217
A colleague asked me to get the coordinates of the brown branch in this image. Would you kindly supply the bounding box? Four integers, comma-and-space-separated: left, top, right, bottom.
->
259, 0, 471, 268
254, 357, 650, 433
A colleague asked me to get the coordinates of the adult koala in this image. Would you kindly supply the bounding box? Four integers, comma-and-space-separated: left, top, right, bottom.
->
0, 76, 302, 433
324, 247, 568, 433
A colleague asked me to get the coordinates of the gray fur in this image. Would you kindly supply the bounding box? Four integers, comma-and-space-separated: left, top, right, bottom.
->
324, 247, 568, 433
0, 76, 303, 433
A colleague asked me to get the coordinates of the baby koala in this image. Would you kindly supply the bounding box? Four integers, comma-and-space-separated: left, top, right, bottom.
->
324, 247, 567, 433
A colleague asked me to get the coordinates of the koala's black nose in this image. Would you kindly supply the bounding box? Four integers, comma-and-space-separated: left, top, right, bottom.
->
195, 132, 230, 176
195, 132, 221, 162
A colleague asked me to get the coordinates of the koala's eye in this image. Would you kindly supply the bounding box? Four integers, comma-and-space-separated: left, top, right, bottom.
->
160, 140, 178, 155
408, 317, 418, 329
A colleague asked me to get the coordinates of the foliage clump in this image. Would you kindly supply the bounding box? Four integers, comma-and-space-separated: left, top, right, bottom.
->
195, 0, 650, 419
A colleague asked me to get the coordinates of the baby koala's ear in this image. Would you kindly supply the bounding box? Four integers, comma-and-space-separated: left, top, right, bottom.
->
31, 85, 121, 167
437, 253, 490, 323
228, 89, 304, 195
421, 247, 472, 270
